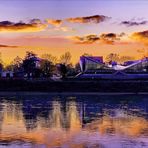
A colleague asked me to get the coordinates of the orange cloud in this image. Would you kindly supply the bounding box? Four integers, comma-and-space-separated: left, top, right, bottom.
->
0, 44, 19, 48
46, 19, 62, 27
70, 33, 123, 44
100, 33, 120, 44
70, 35, 100, 44
66, 15, 110, 24
131, 30, 148, 45
0, 19, 47, 32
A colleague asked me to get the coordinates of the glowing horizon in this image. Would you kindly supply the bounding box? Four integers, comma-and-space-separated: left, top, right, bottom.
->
0, 0, 148, 65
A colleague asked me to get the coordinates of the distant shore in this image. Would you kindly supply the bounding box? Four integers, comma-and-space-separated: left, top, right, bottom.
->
0, 79, 147, 93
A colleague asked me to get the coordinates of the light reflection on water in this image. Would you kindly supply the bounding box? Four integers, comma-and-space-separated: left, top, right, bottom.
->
0, 94, 147, 148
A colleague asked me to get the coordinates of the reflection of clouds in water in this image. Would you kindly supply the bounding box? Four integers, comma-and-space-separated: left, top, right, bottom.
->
66, 100, 81, 131
0, 96, 146, 147
3, 101, 24, 122
49, 100, 64, 129
84, 109, 148, 137
2, 101, 26, 134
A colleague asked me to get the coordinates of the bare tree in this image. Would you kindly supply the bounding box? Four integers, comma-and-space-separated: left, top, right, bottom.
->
119, 56, 135, 63
40, 59, 55, 77
59, 52, 72, 65
105, 53, 120, 63
82, 53, 92, 57
6, 56, 23, 72
12, 56, 22, 67
137, 48, 148, 58
41, 54, 58, 64
25, 51, 37, 59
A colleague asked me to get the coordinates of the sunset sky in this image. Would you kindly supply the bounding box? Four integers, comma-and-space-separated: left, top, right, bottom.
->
0, 0, 148, 64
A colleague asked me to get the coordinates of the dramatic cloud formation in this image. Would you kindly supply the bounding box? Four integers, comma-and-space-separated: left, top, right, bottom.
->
71, 33, 124, 44
0, 19, 47, 32
46, 19, 62, 27
0, 14, 110, 33
70, 35, 100, 44
70, 33, 122, 44
131, 30, 148, 45
100, 33, 120, 44
0, 44, 18, 48
121, 20, 148, 27
66, 15, 110, 24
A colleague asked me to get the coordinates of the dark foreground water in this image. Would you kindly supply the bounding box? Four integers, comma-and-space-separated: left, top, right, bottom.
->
0, 93, 147, 148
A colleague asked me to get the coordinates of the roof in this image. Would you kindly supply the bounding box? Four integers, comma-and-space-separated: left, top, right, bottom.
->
124, 61, 136, 66
80, 56, 103, 64
114, 58, 148, 71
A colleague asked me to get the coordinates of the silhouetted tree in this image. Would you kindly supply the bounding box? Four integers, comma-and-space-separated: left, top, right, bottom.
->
40, 54, 58, 77
25, 51, 37, 59
5, 65, 13, 71
82, 53, 92, 57
137, 48, 148, 58
57, 64, 68, 79
57, 52, 74, 78
41, 54, 58, 64
12, 56, 22, 67
106, 53, 120, 63
119, 56, 135, 64
0, 63, 3, 74
22, 51, 40, 78
59, 52, 71, 65
40, 59, 54, 77
9, 56, 23, 72
66, 64, 76, 76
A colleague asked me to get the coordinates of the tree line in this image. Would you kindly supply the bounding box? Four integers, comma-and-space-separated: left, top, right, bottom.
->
0, 51, 76, 78
0, 51, 141, 78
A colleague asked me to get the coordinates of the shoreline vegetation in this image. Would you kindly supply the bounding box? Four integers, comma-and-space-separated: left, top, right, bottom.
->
0, 78, 148, 93
0, 51, 147, 93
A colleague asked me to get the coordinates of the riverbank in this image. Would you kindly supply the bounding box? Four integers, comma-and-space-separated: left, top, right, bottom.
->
0, 91, 147, 96
0, 79, 148, 92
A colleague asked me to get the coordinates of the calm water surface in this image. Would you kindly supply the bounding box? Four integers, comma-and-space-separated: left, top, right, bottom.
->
0, 94, 147, 148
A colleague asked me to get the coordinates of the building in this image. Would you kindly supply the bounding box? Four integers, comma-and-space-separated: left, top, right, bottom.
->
77, 56, 148, 79
123, 58, 148, 73
80, 56, 106, 72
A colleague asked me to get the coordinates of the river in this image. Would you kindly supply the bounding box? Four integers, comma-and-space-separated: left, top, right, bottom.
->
0, 93, 147, 148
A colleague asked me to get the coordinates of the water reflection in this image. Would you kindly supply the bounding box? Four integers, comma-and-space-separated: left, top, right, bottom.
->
0, 94, 147, 147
